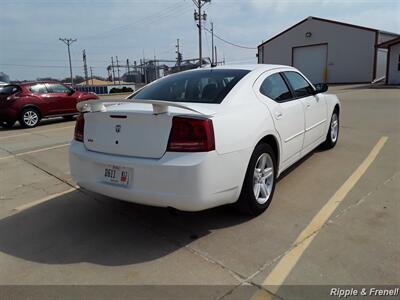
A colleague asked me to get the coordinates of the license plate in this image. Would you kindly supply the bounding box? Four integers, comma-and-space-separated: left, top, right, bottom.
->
103, 165, 130, 186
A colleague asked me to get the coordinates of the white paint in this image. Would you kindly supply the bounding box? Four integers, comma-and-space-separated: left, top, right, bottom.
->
13, 187, 76, 212
69, 65, 340, 211
0, 143, 70, 161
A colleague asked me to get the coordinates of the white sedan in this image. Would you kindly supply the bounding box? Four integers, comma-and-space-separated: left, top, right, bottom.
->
69, 64, 340, 216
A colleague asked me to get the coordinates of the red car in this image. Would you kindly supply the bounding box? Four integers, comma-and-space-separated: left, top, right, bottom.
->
0, 82, 98, 128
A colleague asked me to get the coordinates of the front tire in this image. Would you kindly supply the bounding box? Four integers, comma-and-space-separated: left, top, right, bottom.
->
320, 110, 339, 150
19, 108, 41, 128
235, 143, 276, 216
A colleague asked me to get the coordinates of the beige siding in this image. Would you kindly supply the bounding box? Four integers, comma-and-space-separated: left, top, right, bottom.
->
259, 18, 376, 83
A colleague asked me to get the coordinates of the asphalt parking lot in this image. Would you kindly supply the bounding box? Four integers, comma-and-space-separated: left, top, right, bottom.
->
0, 86, 399, 300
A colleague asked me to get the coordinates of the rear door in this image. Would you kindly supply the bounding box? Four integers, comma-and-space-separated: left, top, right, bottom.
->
255, 71, 305, 165
28, 83, 50, 114
45, 83, 76, 114
283, 71, 327, 151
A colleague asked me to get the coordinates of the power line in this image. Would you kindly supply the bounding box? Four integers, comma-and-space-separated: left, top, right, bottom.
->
80, 2, 188, 40
203, 26, 257, 50
0, 63, 104, 69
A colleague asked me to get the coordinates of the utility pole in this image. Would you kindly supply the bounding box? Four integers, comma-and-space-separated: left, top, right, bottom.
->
211, 22, 214, 65
90, 67, 93, 86
215, 46, 218, 65
59, 37, 77, 86
153, 49, 157, 80
127, 59, 130, 75
176, 38, 182, 71
116, 56, 121, 84
193, 0, 211, 68
144, 59, 147, 84
111, 57, 115, 84
82, 49, 88, 83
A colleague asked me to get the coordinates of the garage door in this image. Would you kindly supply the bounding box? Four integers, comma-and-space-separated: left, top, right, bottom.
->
293, 44, 327, 83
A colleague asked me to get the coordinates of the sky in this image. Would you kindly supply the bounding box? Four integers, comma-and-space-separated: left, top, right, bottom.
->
0, 0, 399, 81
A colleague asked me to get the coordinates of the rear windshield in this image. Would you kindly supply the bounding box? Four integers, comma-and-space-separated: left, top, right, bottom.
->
0, 85, 20, 95
128, 69, 250, 104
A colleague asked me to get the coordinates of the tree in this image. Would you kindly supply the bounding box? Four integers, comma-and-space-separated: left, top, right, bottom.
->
62, 75, 85, 84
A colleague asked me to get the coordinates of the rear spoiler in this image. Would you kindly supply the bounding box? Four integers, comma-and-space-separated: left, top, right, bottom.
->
76, 99, 215, 117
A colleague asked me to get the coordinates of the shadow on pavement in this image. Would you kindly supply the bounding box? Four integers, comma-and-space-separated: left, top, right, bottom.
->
0, 117, 75, 132
0, 189, 250, 266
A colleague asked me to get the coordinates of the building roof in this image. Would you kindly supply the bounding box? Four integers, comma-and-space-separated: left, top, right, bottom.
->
377, 37, 400, 48
77, 78, 128, 86
258, 16, 400, 48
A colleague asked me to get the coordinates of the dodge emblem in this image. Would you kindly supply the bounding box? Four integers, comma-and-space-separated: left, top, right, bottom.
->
115, 125, 121, 133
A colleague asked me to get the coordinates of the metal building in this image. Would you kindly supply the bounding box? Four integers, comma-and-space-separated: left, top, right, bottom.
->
377, 37, 400, 85
257, 16, 399, 84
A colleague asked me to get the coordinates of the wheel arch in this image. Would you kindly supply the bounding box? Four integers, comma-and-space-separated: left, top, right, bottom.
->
334, 103, 340, 115
256, 134, 280, 173
19, 104, 42, 118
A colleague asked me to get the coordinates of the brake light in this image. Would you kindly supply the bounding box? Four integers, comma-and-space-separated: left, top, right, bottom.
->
74, 113, 85, 142
167, 117, 215, 152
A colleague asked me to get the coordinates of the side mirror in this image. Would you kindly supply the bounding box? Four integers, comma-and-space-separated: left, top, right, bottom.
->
68, 89, 75, 96
313, 83, 328, 94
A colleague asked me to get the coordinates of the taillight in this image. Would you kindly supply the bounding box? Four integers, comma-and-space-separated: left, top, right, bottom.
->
74, 113, 85, 142
167, 117, 215, 152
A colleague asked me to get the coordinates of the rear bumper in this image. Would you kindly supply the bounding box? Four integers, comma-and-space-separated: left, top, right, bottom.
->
69, 141, 248, 211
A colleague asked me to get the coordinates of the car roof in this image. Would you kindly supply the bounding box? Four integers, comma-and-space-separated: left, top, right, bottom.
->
18, 81, 63, 86
209, 64, 294, 72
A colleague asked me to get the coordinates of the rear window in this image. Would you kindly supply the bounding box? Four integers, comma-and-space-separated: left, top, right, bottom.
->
0, 85, 20, 95
128, 69, 250, 104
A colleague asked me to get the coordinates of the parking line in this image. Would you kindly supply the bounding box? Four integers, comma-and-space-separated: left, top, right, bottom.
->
251, 136, 388, 299
0, 143, 70, 161
0, 125, 74, 140
13, 187, 76, 212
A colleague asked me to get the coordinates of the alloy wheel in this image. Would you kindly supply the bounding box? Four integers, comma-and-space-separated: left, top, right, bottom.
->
330, 113, 339, 143
253, 153, 274, 205
23, 110, 39, 127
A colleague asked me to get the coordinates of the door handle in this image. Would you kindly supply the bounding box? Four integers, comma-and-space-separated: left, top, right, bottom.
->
275, 112, 283, 120
305, 103, 311, 109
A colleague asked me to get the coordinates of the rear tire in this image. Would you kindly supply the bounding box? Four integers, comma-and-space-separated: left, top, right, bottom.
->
235, 143, 276, 216
0, 121, 16, 128
19, 108, 41, 128
320, 109, 339, 150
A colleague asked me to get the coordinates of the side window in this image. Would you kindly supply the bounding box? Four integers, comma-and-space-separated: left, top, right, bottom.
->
46, 84, 71, 93
259, 73, 293, 102
30, 84, 47, 94
283, 71, 314, 98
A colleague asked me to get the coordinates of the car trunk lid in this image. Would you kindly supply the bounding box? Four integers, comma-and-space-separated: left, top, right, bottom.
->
81, 99, 216, 159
